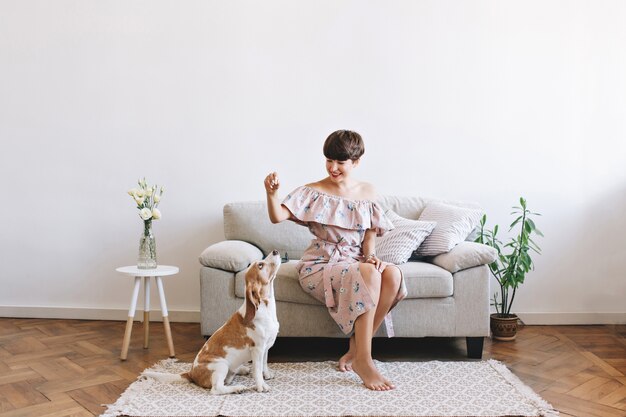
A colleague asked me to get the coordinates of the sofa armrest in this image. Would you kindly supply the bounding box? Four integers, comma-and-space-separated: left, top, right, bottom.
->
199, 240, 263, 272
430, 241, 497, 273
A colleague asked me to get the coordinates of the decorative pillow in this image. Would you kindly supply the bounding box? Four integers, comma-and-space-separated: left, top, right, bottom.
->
199, 240, 263, 272
375, 210, 436, 265
415, 202, 483, 257
431, 241, 497, 273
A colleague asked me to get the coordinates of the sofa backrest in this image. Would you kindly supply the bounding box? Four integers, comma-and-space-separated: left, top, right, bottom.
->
223, 201, 311, 259
223, 196, 481, 259
377, 195, 482, 219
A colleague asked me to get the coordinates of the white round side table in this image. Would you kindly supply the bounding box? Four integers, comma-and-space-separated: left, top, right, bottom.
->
116, 265, 179, 361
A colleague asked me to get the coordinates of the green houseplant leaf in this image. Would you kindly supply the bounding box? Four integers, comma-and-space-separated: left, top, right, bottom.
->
475, 198, 543, 317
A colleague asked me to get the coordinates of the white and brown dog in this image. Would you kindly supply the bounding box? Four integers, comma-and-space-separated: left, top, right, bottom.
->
145, 250, 281, 394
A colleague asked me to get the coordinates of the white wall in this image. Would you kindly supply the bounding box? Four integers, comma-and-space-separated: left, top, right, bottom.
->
1, 1, 625, 323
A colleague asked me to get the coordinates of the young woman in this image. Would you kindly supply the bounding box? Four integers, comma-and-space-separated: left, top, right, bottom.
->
264, 130, 406, 391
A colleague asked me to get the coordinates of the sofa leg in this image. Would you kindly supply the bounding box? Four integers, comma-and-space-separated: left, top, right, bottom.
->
466, 337, 484, 359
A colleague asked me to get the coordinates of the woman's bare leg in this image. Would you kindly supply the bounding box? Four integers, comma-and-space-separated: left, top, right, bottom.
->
372, 265, 402, 331
338, 265, 401, 372
338, 334, 356, 371
346, 264, 394, 390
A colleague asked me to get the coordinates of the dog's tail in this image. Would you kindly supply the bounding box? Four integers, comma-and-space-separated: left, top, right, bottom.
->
143, 371, 193, 384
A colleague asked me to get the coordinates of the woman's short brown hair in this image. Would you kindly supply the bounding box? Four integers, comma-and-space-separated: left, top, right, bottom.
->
323, 130, 365, 161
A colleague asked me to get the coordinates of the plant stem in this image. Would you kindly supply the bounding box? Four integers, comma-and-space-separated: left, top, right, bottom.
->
505, 208, 526, 315
499, 282, 504, 315
488, 265, 503, 315
507, 287, 517, 315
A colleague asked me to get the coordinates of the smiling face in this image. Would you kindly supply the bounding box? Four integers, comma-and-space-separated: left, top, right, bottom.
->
325, 158, 359, 184
322, 130, 364, 184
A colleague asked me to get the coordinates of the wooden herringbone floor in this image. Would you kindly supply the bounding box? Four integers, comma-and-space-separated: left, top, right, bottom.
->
0, 318, 624, 417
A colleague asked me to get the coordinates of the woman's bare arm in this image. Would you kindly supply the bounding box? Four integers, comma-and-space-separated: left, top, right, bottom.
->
264, 172, 291, 224
362, 229, 376, 258
362, 228, 383, 271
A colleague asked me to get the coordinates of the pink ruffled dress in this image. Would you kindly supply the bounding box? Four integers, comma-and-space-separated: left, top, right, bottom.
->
282, 186, 407, 335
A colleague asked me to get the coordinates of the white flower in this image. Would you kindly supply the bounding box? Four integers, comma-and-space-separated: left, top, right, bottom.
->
128, 178, 164, 222
139, 208, 152, 220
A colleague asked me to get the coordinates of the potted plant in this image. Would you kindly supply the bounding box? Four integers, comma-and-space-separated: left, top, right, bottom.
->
475, 197, 543, 341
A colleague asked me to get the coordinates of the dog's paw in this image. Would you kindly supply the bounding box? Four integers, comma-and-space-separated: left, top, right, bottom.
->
263, 369, 275, 380
256, 382, 270, 393
211, 384, 247, 395
231, 384, 247, 394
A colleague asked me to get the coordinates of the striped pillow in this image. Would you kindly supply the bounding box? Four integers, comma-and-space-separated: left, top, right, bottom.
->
376, 210, 436, 265
415, 202, 483, 257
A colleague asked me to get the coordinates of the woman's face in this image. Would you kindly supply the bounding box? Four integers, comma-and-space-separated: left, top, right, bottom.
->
326, 158, 359, 183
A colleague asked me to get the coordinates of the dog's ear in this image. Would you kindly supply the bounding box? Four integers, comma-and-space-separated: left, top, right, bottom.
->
245, 285, 260, 323
244, 265, 262, 323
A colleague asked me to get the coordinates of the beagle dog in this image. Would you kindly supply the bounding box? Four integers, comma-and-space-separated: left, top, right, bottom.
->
145, 250, 281, 394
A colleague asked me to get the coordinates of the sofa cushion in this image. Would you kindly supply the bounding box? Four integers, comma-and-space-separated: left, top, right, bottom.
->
430, 241, 497, 273
235, 260, 453, 304
235, 261, 322, 305
376, 210, 436, 265
199, 240, 263, 272
398, 262, 453, 298
415, 202, 483, 257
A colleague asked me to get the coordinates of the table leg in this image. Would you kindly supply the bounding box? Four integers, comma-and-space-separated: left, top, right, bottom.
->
121, 276, 141, 360
143, 276, 151, 349
156, 276, 175, 358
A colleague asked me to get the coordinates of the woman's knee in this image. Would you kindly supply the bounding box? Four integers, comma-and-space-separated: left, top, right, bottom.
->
382, 265, 402, 290
359, 263, 382, 291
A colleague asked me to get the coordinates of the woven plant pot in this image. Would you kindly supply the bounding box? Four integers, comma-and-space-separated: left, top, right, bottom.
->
490, 313, 519, 341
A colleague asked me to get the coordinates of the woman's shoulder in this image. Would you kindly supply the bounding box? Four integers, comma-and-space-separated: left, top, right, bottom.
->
303, 180, 324, 190
354, 182, 378, 201
304, 180, 377, 202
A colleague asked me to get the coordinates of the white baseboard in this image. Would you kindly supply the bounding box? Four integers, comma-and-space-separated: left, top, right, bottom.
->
0, 306, 200, 323
1, 307, 624, 325
517, 312, 626, 325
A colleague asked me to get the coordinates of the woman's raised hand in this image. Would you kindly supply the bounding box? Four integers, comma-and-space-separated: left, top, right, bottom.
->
264, 172, 290, 223
264, 172, 280, 196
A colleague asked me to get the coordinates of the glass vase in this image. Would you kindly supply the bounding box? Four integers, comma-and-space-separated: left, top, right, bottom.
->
138, 220, 157, 269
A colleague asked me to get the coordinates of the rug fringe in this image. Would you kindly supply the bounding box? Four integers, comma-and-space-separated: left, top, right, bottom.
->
148, 357, 181, 372
99, 359, 179, 417
100, 375, 156, 417
487, 359, 560, 417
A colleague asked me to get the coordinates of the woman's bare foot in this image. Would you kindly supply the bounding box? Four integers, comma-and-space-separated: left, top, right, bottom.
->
351, 357, 395, 391
338, 335, 356, 372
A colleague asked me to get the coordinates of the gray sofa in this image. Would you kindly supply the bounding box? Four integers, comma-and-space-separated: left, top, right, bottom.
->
199, 196, 495, 358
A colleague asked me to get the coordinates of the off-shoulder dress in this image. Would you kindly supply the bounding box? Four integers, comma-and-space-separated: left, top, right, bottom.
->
282, 186, 407, 335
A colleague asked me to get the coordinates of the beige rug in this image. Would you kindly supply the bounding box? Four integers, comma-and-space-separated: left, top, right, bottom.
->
101, 359, 558, 417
